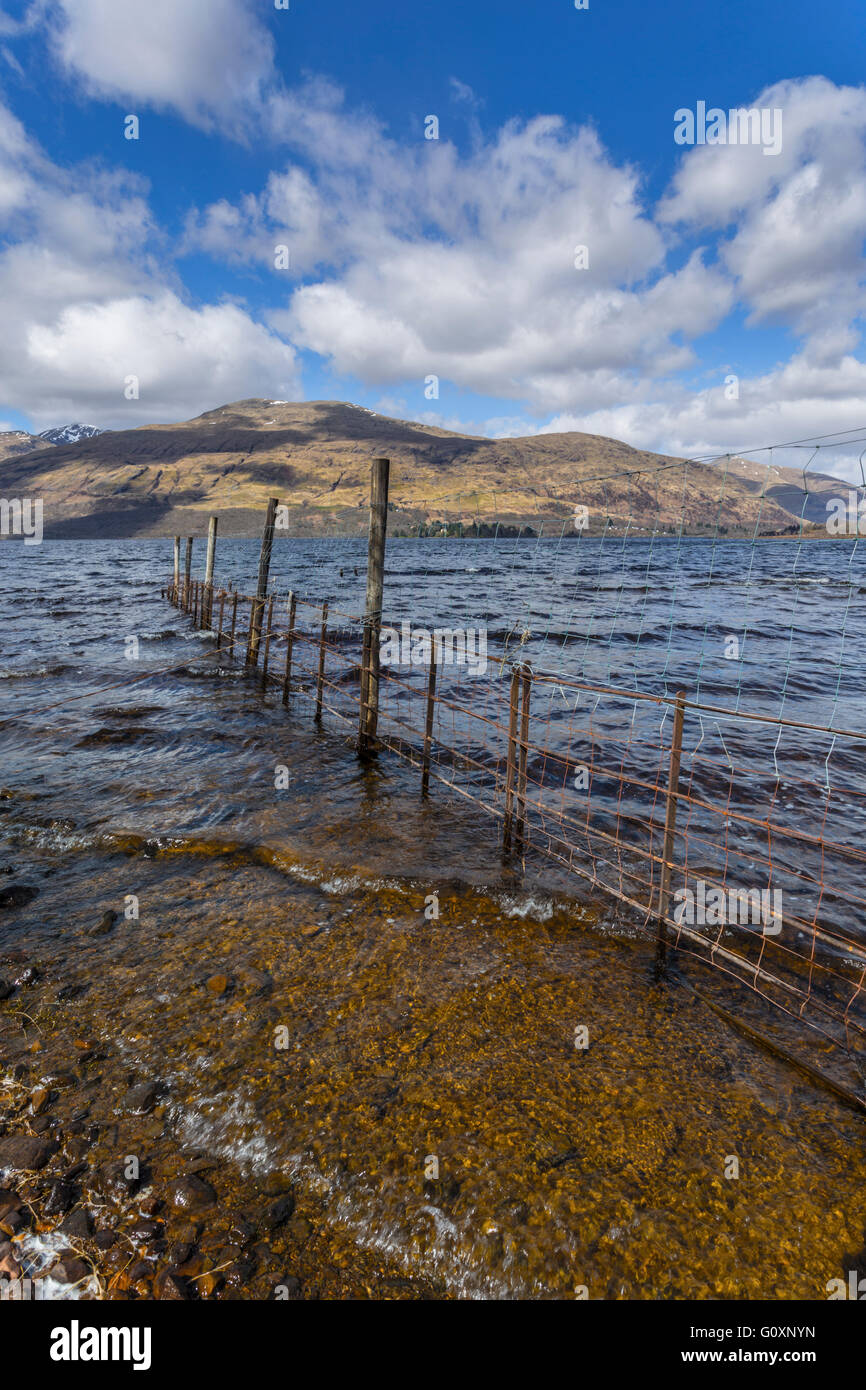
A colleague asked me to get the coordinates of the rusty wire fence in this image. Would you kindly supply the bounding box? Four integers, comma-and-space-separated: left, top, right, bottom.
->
165, 569, 866, 1108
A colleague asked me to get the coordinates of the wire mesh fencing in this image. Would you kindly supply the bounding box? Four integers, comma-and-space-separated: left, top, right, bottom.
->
164, 542, 866, 1109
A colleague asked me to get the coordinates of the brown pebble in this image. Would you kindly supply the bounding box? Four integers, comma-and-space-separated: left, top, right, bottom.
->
205, 974, 230, 995
0, 1133, 56, 1171
51, 1257, 89, 1285
30, 1088, 50, 1115
168, 1175, 216, 1212
159, 1272, 188, 1300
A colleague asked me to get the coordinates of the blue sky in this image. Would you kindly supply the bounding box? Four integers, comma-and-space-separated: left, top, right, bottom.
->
0, 0, 865, 471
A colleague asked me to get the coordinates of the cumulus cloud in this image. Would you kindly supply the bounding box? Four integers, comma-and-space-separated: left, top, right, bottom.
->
660, 77, 866, 337
190, 88, 733, 411
43, 0, 277, 133
0, 99, 299, 427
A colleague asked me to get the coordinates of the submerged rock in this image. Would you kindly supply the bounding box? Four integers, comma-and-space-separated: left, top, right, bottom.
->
89, 910, 118, 937
264, 1192, 295, 1228
168, 1175, 217, 1212
0, 1133, 56, 1171
124, 1080, 160, 1114
0, 884, 39, 910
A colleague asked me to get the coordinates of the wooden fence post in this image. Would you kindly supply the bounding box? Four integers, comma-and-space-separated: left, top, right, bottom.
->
515, 664, 532, 851
173, 536, 180, 601
248, 497, 279, 667
421, 635, 439, 795
282, 592, 296, 705
359, 459, 389, 752
261, 595, 275, 688
657, 690, 687, 958
203, 515, 218, 630
316, 600, 329, 721
184, 537, 193, 612
502, 665, 521, 851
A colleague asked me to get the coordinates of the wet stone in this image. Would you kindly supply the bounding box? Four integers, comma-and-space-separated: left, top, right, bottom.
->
0, 1209, 27, 1237
264, 1192, 295, 1228
124, 1081, 160, 1115
0, 885, 39, 911
0, 1133, 56, 1171
205, 974, 231, 996
98, 1159, 141, 1200
43, 1180, 76, 1217
58, 1208, 92, 1239
31, 1087, 50, 1114
51, 1257, 89, 1285
159, 1272, 188, 1301
129, 1219, 163, 1243
168, 1175, 217, 1212
89, 910, 118, 937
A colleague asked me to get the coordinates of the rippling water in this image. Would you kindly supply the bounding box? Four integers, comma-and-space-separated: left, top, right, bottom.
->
1, 537, 864, 1299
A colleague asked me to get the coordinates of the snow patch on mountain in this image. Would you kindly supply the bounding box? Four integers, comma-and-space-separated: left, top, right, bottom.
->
38, 424, 102, 445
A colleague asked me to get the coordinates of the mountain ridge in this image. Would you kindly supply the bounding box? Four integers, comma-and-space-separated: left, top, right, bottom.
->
0, 398, 852, 538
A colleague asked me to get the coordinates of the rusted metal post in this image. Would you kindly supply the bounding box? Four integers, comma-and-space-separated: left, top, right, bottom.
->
261, 595, 275, 688
421, 635, 439, 795
184, 537, 193, 612
282, 593, 296, 705
657, 690, 687, 957
248, 497, 279, 667
315, 600, 329, 721
173, 536, 180, 601
502, 665, 521, 851
216, 589, 226, 651
203, 515, 218, 630
515, 664, 532, 851
359, 459, 389, 752
229, 591, 239, 658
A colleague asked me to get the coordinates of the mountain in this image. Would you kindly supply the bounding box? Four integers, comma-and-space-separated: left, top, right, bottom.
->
38, 424, 103, 446
709, 454, 862, 527
0, 430, 53, 464
0, 399, 824, 538
0, 422, 102, 466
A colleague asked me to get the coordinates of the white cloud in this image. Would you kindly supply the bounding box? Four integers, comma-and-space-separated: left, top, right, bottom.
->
532, 345, 866, 479
192, 95, 734, 412
660, 77, 866, 337
45, 0, 277, 133
0, 98, 300, 427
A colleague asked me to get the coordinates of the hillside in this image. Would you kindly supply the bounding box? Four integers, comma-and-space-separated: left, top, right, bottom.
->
0, 399, 830, 538
708, 454, 863, 528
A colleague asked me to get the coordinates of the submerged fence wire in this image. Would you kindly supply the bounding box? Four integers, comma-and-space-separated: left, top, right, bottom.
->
163, 590, 866, 1106
163, 433, 866, 1107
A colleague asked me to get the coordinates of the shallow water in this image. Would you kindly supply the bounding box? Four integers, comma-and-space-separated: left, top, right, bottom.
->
0, 538, 864, 1299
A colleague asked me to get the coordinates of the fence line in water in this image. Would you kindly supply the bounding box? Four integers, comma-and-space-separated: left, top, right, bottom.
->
162, 568, 866, 1109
